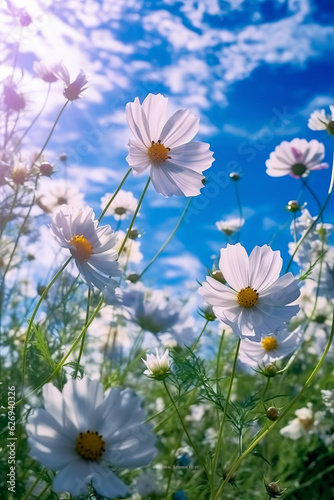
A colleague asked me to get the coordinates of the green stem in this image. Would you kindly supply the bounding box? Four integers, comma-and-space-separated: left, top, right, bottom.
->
33, 100, 69, 166
301, 177, 323, 220
14, 295, 105, 409
118, 177, 150, 257
163, 380, 211, 483
285, 142, 334, 273
14, 83, 51, 153
98, 168, 132, 222
191, 319, 209, 351
22, 469, 45, 500
215, 309, 334, 499
211, 338, 240, 492
21, 257, 72, 389
137, 197, 193, 281
74, 288, 91, 378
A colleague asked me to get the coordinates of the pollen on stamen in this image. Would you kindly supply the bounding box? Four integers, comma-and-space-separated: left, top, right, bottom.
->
237, 286, 259, 308
69, 235, 93, 261
261, 336, 278, 352
75, 430, 106, 461
147, 140, 170, 163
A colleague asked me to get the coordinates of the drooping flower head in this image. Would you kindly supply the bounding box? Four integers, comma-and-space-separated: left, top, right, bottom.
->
26, 377, 158, 498
265, 138, 328, 178
100, 190, 138, 220
50, 205, 121, 299
239, 324, 303, 368
126, 93, 214, 197
34, 61, 60, 83
308, 106, 334, 135
55, 63, 88, 101
199, 244, 300, 341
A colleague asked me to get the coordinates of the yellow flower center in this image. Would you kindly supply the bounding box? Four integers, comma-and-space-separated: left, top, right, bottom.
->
261, 336, 278, 351
75, 430, 105, 461
147, 140, 170, 163
237, 287, 259, 308
69, 235, 93, 261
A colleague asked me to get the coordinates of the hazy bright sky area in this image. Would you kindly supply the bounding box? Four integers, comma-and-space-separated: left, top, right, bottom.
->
2, 0, 334, 287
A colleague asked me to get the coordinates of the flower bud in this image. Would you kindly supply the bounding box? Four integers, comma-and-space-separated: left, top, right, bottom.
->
223, 465, 236, 482
59, 152, 67, 162
229, 172, 241, 181
37, 285, 47, 297
39, 162, 54, 177
327, 120, 334, 135
267, 406, 280, 421
127, 273, 139, 283
264, 363, 278, 377
286, 200, 300, 212
19, 11, 32, 26
266, 482, 280, 497
128, 229, 139, 240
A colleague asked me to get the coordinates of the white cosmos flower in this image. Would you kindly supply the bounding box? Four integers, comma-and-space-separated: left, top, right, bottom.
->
142, 348, 171, 378
265, 138, 328, 178
308, 106, 334, 132
50, 205, 121, 299
26, 377, 158, 498
321, 390, 334, 414
280, 404, 326, 440
100, 189, 138, 220
38, 179, 84, 213
199, 244, 300, 340
239, 325, 303, 368
126, 93, 214, 197
216, 217, 245, 236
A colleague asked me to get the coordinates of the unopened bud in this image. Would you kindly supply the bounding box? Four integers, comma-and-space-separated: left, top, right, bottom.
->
223, 465, 236, 482
264, 363, 278, 377
20, 11, 32, 26
127, 273, 139, 283
128, 229, 139, 240
327, 120, 334, 135
266, 482, 280, 496
59, 152, 67, 162
267, 406, 280, 421
37, 285, 47, 296
286, 200, 300, 212
39, 162, 54, 176
229, 172, 241, 181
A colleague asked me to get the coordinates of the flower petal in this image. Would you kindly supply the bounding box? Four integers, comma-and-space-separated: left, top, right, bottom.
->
160, 109, 199, 148
248, 245, 282, 291
219, 243, 249, 290
142, 93, 168, 142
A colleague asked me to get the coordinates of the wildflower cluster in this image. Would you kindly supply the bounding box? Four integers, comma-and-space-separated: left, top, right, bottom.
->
0, 5, 334, 500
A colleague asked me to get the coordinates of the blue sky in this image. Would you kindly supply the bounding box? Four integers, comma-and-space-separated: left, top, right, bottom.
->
2, 0, 334, 287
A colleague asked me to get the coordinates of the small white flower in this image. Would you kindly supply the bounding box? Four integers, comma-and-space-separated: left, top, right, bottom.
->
50, 205, 121, 298
142, 348, 171, 378
115, 230, 143, 266
126, 93, 214, 197
239, 325, 303, 368
216, 217, 245, 236
37, 179, 84, 213
265, 138, 328, 178
308, 106, 334, 132
100, 189, 138, 220
199, 243, 300, 340
280, 404, 325, 440
26, 377, 157, 498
